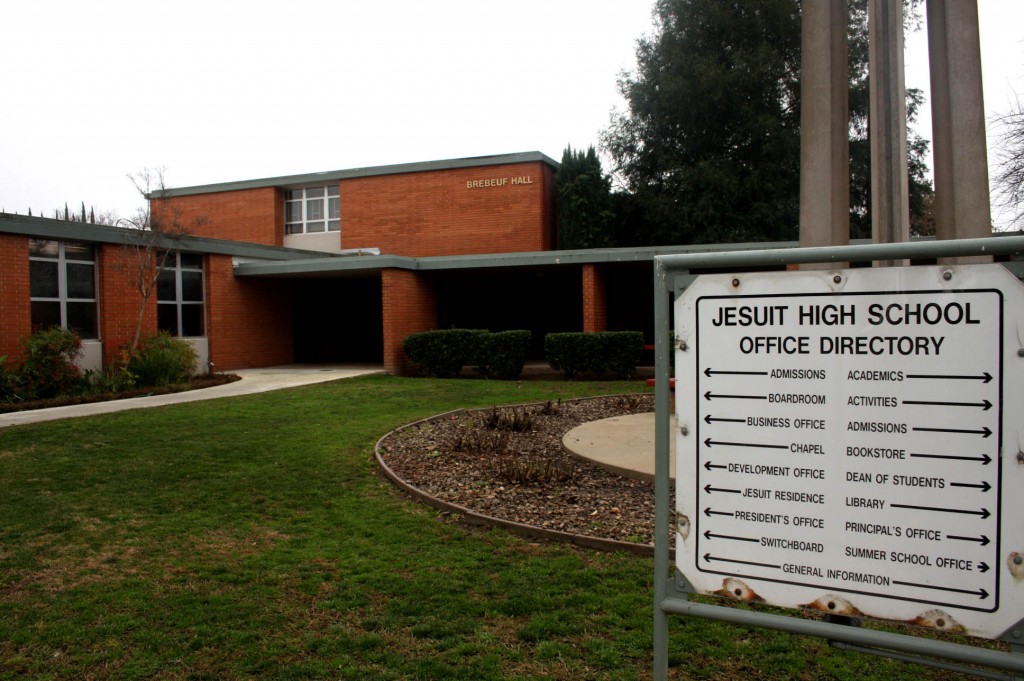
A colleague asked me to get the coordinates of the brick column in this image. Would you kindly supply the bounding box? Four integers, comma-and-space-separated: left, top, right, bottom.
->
382, 268, 437, 375
0, 234, 31, 362
97, 244, 154, 365
582, 264, 607, 333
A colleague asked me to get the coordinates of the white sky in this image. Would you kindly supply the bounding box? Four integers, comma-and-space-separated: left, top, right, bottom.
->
1, 1, 1021, 229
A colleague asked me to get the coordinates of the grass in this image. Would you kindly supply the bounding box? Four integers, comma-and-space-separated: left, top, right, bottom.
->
0, 375, 991, 679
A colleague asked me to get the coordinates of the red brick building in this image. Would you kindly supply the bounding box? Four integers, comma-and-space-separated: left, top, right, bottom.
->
1, 152, 675, 375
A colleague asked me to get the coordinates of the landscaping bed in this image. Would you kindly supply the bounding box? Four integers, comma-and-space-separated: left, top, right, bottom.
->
377, 394, 662, 545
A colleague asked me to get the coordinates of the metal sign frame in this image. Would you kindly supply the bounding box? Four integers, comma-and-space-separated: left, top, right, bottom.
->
652, 236, 1024, 680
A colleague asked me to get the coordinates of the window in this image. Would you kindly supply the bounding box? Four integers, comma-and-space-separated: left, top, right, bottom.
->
285, 185, 340, 234
29, 239, 98, 339
157, 253, 205, 337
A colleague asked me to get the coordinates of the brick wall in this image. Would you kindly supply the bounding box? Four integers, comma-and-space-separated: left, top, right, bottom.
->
97, 244, 156, 364
582, 264, 608, 332
206, 255, 293, 371
381, 269, 437, 374
0, 234, 31, 362
153, 187, 284, 246
342, 161, 556, 257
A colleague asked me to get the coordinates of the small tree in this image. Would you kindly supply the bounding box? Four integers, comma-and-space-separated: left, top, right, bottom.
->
117, 168, 205, 352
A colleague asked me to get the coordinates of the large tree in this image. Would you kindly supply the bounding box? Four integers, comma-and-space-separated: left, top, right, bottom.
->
602, 0, 931, 245
556, 146, 615, 249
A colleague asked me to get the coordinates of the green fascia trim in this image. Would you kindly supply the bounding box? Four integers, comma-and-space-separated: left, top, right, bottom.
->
231, 240, 823, 277
150, 151, 559, 199
0, 212, 348, 261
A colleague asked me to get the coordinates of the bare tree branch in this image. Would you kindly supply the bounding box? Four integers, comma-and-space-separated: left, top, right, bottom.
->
993, 96, 1024, 230
116, 168, 206, 352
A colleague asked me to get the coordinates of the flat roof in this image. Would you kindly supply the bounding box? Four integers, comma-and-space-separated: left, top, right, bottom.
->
151, 151, 559, 199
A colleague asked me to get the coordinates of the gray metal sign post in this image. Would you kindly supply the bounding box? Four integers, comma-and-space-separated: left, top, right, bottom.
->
653, 236, 1024, 680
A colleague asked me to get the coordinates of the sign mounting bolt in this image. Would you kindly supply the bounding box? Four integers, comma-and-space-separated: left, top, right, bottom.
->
943, 270, 953, 281
731, 278, 740, 288
680, 425, 689, 436
833, 275, 842, 284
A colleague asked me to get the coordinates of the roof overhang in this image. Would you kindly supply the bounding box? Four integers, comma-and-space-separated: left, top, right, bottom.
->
150, 152, 559, 199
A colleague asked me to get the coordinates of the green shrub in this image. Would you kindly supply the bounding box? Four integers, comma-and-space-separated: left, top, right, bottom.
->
403, 329, 486, 377
545, 331, 645, 379
544, 332, 598, 378
128, 333, 198, 387
600, 331, 645, 378
472, 330, 531, 380
19, 327, 84, 399
0, 354, 24, 403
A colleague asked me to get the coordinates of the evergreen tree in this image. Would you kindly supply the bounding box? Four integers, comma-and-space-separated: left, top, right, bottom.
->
556, 146, 614, 249
603, 0, 931, 245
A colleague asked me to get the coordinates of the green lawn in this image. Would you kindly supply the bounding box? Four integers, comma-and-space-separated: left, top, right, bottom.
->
0, 376, 988, 679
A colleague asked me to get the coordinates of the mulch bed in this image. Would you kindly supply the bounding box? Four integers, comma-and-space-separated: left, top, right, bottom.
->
376, 394, 666, 546
0, 374, 241, 414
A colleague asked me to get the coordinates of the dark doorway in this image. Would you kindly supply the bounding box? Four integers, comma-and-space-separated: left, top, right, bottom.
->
292, 276, 383, 363
435, 267, 582, 357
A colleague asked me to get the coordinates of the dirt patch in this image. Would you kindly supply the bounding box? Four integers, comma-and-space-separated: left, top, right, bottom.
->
377, 395, 665, 545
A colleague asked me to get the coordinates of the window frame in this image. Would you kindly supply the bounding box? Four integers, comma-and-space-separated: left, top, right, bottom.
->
28, 239, 98, 339
156, 252, 206, 338
285, 185, 340, 235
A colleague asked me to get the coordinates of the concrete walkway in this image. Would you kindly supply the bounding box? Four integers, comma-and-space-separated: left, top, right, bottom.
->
563, 412, 675, 482
0, 364, 384, 429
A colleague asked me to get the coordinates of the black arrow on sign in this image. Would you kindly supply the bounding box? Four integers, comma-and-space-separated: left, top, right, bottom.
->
704, 414, 746, 424
950, 480, 992, 492
947, 534, 991, 546
979, 562, 991, 574
704, 391, 766, 402
704, 553, 780, 570
902, 399, 992, 411
910, 452, 992, 465
704, 438, 788, 450
913, 426, 992, 438
906, 372, 993, 384
892, 580, 989, 599
703, 461, 728, 471
890, 503, 991, 519
704, 368, 769, 378
704, 507, 734, 518
704, 484, 742, 495
703, 530, 759, 543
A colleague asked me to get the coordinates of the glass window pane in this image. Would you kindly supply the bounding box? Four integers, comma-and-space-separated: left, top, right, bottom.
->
328, 196, 340, 219
30, 301, 61, 332
285, 223, 304, 235
327, 185, 339, 196
66, 302, 97, 339
181, 304, 204, 337
29, 239, 59, 257
157, 304, 179, 336
286, 189, 302, 201
66, 263, 95, 299
63, 242, 95, 261
306, 221, 325, 233
285, 202, 302, 222
180, 253, 203, 269
30, 260, 60, 298
307, 198, 324, 220
305, 186, 324, 198
157, 269, 176, 301
181, 271, 203, 302
327, 220, 340, 232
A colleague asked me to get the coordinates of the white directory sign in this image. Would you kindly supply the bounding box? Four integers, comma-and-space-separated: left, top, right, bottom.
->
674, 264, 1024, 639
